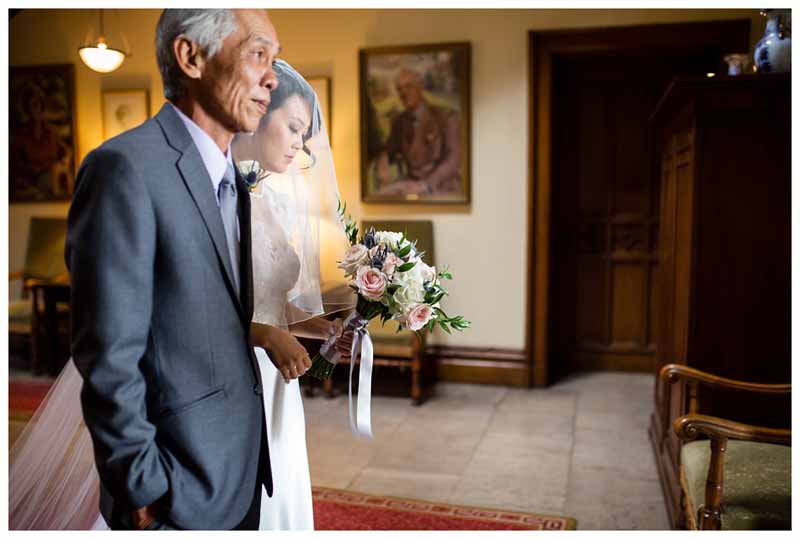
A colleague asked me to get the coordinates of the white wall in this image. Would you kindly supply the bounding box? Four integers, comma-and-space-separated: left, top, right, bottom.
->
10, 8, 762, 348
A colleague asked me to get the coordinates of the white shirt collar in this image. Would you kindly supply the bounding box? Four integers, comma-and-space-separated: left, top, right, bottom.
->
170, 103, 234, 197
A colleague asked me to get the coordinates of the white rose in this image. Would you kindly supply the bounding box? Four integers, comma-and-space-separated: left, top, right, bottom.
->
338, 244, 369, 276
392, 260, 426, 290
391, 282, 425, 314
415, 261, 436, 284
374, 231, 404, 251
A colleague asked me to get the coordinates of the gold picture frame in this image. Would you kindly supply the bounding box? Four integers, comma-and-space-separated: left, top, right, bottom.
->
360, 42, 471, 204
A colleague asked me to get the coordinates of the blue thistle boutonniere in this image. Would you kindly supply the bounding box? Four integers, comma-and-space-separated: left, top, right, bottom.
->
237, 160, 269, 192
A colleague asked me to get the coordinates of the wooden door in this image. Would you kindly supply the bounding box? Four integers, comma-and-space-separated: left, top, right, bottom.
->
550, 54, 706, 375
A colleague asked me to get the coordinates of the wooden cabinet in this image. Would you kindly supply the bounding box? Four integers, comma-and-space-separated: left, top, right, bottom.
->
648, 74, 790, 528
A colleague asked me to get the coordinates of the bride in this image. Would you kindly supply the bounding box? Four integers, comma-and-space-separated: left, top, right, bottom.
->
9, 60, 354, 530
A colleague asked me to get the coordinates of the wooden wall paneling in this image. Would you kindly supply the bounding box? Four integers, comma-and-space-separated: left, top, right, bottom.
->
430, 346, 529, 386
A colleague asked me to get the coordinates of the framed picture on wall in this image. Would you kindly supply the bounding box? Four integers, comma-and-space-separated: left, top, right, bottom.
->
307, 76, 332, 139
102, 89, 150, 141
359, 41, 471, 204
10, 63, 77, 203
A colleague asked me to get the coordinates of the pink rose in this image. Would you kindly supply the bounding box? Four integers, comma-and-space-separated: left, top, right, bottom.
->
338, 244, 369, 276
382, 253, 403, 278
404, 303, 434, 331
355, 265, 387, 301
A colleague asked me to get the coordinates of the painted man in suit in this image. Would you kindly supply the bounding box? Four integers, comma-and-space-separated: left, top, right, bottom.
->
375, 68, 462, 196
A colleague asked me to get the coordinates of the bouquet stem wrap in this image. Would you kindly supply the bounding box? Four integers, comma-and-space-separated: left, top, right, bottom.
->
307, 297, 381, 438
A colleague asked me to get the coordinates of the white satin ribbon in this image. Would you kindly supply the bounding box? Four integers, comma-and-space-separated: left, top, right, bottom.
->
347, 312, 374, 439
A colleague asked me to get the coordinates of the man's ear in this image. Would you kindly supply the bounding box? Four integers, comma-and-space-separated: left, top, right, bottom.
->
173, 36, 206, 81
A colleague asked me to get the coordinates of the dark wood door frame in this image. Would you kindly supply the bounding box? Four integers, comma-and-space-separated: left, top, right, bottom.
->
526, 20, 751, 388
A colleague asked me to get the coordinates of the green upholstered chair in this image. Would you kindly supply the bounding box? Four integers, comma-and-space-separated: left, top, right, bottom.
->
659, 364, 791, 530
9, 217, 69, 371
324, 220, 437, 405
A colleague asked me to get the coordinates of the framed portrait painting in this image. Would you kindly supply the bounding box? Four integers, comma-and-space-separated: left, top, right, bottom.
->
102, 89, 150, 141
360, 42, 471, 204
10, 64, 77, 203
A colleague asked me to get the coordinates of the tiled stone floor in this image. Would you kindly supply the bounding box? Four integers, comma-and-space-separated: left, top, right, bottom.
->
302, 371, 670, 530
9, 365, 669, 529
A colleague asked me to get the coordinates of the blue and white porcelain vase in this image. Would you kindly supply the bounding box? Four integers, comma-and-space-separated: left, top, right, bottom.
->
754, 9, 791, 73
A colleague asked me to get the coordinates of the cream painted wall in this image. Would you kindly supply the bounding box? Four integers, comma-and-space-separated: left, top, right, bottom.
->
10, 8, 762, 348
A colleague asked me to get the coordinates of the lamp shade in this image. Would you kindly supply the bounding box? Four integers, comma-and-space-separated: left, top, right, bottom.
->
78, 39, 126, 73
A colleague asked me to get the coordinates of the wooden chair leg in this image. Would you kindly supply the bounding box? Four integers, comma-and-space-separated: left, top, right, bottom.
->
410, 337, 423, 405
679, 468, 697, 530
699, 437, 727, 530
323, 377, 335, 398
421, 342, 435, 400
411, 359, 421, 405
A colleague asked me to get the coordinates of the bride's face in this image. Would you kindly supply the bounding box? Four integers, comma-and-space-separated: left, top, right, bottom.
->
262, 94, 312, 173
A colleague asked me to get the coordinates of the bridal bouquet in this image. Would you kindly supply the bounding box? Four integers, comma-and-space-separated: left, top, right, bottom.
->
307, 203, 470, 380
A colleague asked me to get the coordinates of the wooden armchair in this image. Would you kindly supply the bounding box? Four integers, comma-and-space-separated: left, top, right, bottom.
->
320, 220, 437, 405
658, 364, 791, 530
9, 217, 69, 372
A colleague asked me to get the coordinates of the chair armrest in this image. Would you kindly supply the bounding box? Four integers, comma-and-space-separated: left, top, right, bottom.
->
673, 412, 791, 530
659, 364, 790, 395
657, 363, 790, 446
673, 412, 791, 445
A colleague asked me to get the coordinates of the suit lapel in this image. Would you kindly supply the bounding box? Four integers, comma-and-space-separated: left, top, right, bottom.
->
155, 104, 247, 324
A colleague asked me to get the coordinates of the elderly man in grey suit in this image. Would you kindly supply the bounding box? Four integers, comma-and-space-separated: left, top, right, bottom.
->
65, 9, 311, 530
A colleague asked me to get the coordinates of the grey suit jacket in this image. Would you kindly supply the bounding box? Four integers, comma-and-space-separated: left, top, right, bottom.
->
66, 104, 271, 530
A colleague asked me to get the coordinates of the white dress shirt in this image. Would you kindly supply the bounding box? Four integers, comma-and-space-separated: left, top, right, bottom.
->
170, 103, 239, 240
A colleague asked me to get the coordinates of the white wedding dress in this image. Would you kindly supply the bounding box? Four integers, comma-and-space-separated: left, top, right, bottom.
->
250, 185, 315, 530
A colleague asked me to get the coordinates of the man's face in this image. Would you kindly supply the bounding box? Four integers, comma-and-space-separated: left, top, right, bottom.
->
395, 70, 423, 110
198, 9, 281, 134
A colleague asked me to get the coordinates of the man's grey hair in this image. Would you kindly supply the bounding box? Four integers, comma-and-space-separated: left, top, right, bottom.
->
155, 9, 238, 101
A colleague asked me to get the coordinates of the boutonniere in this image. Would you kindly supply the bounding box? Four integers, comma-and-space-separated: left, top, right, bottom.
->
236, 160, 269, 192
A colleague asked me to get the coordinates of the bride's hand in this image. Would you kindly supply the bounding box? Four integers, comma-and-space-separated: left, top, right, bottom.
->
252, 322, 311, 383
329, 318, 355, 360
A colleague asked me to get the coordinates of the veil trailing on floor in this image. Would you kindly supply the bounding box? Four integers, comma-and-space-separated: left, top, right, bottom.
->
9, 360, 106, 530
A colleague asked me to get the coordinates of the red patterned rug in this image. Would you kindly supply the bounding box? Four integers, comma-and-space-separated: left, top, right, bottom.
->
312, 487, 576, 530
